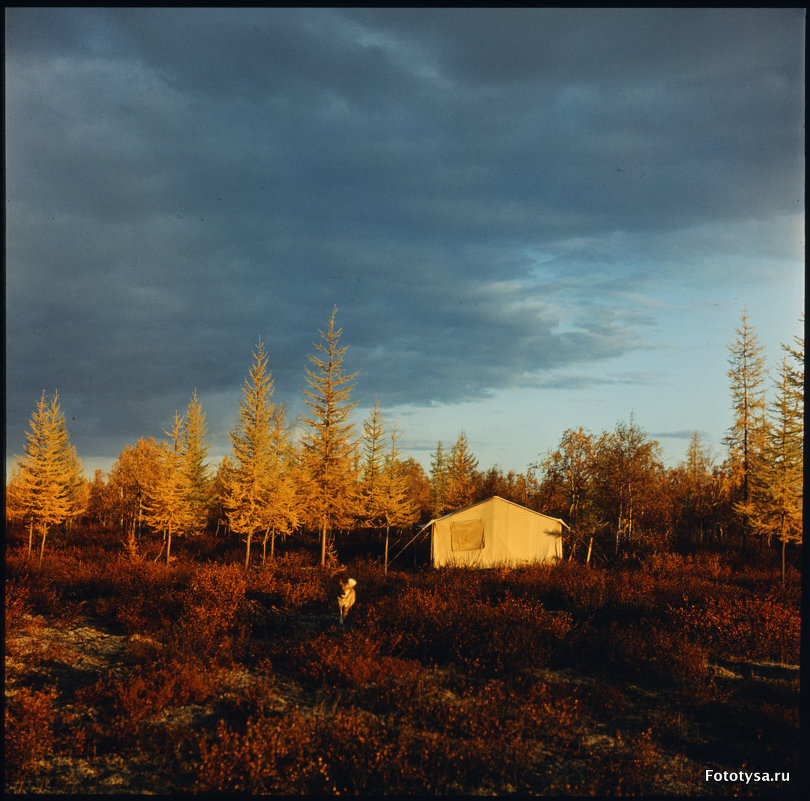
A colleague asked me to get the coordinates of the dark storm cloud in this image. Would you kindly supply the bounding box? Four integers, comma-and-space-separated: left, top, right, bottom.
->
5, 8, 804, 463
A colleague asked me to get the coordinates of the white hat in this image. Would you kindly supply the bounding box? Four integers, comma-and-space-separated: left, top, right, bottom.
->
346, 578, 357, 587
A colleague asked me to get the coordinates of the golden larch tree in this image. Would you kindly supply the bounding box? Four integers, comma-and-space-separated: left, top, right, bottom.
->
444, 431, 479, 511
753, 353, 803, 583
429, 440, 450, 518
224, 339, 278, 569
260, 404, 301, 564
300, 306, 359, 565
377, 423, 420, 573
143, 411, 195, 565
53, 411, 87, 530
13, 391, 76, 565
359, 400, 388, 529
725, 309, 768, 547
182, 389, 211, 532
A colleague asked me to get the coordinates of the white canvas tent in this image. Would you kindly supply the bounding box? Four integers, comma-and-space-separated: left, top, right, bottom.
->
428, 496, 566, 567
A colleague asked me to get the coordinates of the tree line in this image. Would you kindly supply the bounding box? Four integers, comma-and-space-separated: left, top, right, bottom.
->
7, 308, 803, 578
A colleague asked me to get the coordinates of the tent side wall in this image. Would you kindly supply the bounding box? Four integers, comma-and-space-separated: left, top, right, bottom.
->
431, 497, 563, 567
431, 499, 496, 567
501, 501, 563, 563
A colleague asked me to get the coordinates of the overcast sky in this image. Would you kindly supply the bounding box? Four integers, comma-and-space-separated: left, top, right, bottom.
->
5, 8, 805, 479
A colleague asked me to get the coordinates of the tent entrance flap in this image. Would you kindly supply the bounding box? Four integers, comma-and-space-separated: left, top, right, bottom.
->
450, 519, 485, 551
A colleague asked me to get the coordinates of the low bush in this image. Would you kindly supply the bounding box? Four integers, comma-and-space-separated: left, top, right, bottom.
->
520, 561, 610, 614
192, 703, 549, 795
192, 709, 320, 793
286, 629, 420, 689
4, 687, 58, 785
671, 595, 800, 663
168, 562, 250, 663
4, 573, 33, 629
557, 727, 682, 796
74, 654, 223, 751
92, 559, 190, 635
247, 561, 329, 611
573, 620, 709, 685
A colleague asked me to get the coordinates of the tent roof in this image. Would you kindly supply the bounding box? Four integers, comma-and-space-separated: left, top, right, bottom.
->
432, 495, 570, 530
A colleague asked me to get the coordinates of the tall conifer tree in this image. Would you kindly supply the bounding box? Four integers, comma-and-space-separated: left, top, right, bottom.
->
224, 339, 278, 568
260, 404, 301, 563
680, 431, 714, 543
725, 310, 768, 546
360, 401, 387, 528
753, 354, 803, 582
53, 411, 86, 529
209, 457, 233, 537
143, 412, 194, 565
445, 431, 479, 511
182, 389, 210, 531
300, 306, 358, 565
13, 391, 75, 564
377, 423, 419, 573
429, 441, 449, 517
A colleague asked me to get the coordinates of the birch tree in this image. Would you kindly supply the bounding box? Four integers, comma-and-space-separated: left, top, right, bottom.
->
536, 427, 602, 562
300, 306, 359, 565
107, 438, 165, 542
592, 417, 663, 556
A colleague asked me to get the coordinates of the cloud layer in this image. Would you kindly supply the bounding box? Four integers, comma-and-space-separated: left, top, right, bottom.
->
5, 8, 804, 468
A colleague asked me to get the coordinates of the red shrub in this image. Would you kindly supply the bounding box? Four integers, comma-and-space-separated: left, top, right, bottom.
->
247, 563, 329, 611
569, 616, 708, 688
4, 687, 58, 784
285, 628, 419, 689
192, 705, 541, 795
554, 727, 677, 796
84, 559, 188, 635
366, 584, 573, 679
74, 654, 222, 751
167, 562, 250, 662
4, 575, 33, 630
671, 596, 800, 663
193, 710, 319, 793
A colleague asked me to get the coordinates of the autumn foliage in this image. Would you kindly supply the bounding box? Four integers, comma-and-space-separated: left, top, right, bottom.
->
4, 526, 800, 796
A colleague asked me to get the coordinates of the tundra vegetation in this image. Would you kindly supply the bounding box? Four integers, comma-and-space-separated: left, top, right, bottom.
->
4, 309, 802, 795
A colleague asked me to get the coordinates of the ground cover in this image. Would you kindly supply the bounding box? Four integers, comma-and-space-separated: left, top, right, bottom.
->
4, 529, 801, 796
